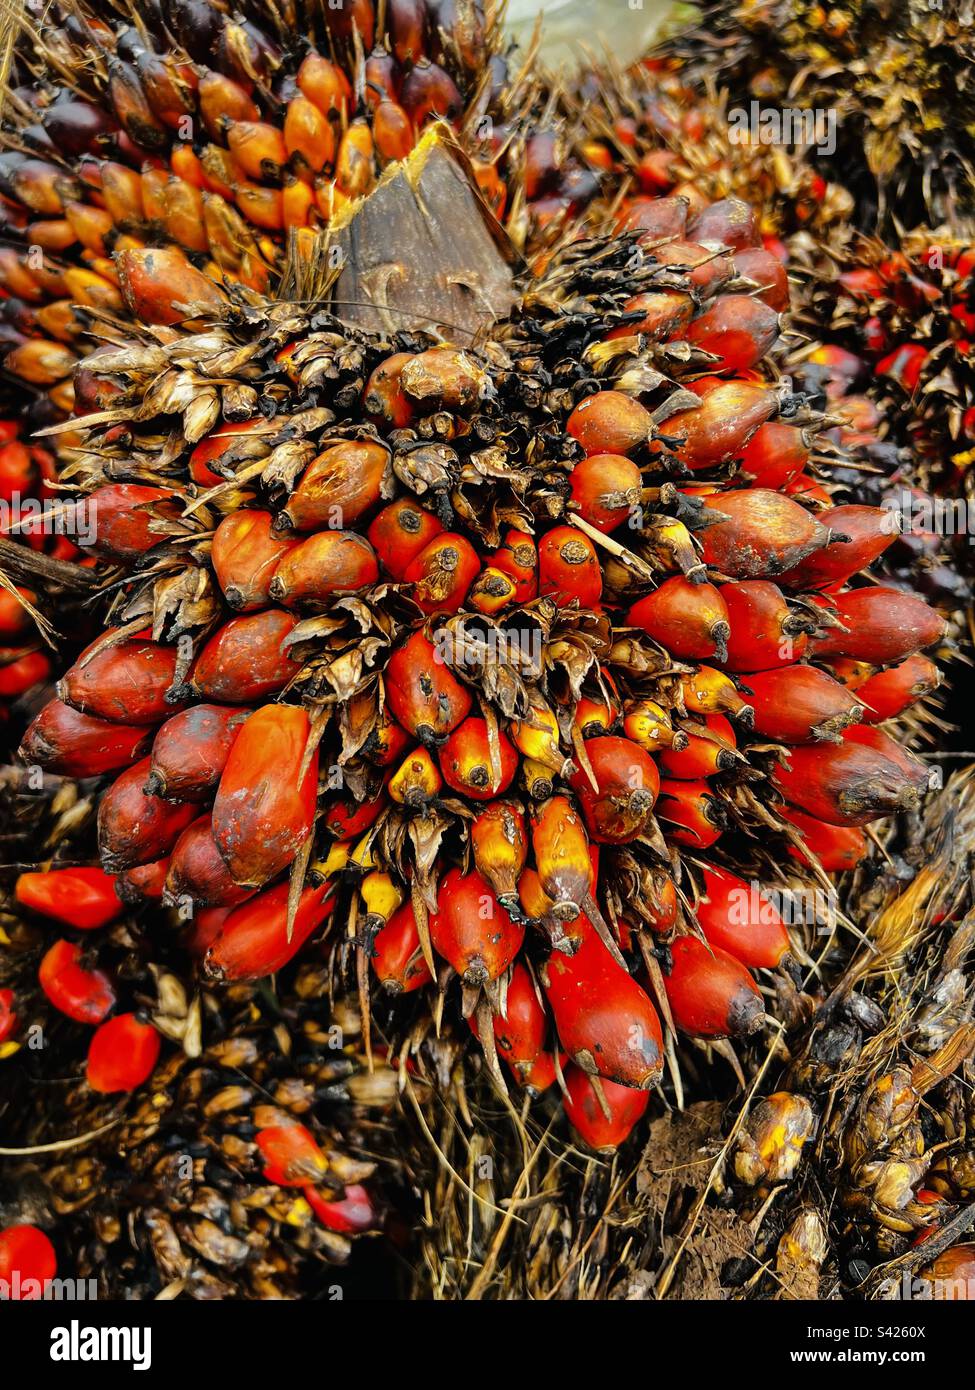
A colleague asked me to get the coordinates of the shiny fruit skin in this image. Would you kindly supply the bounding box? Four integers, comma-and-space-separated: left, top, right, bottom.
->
664, 937, 764, 1038
562, 1064, 649, 1151
384, 631, 472, 743
87, 1013, 160, 1092
428, 867, 524, 986
0, 1226, 57, 1298
569, 736, 659, 844
695, 865, 790, 969
38, 939, 115, 1024
15, 866, 122, 931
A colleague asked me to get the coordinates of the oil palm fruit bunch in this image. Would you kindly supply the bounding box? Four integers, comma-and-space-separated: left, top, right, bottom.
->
12, 132, 951, 1164
657, 0, 975, 231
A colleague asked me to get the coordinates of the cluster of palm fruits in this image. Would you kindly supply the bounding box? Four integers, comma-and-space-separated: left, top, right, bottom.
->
4, 162, 947, 1160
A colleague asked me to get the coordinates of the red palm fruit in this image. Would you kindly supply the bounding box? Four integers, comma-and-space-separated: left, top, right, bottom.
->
211, 510, 298, 610
917, 1244, 975, 1298
650, 238, 735, 296
695, 865, 790, 969
808, 588, 945, 665
699, 489, 831, 579
542, 923, 663, 1089
684, 294, 779, 372
371, 901, 432, 994
15, 867, 122, 931
664, 937, 764, 1038
738, 421, 809, 489
659, 713, 737, 779
0, 649, 50, 697
87, 1013, 160, 1093
732, 248, 789, 310
569, 736, 659, 844
212, 705, 318, 889
618, 194, 687, 237
115, 246, 225, 325
38, 940, 115, 1025
256, 1122, 328, 1186
439, 716, 517, 800
563, 1064, 650, 1150
657, 778, 725, 848
470, 962, 550, 1087
0, 586, 34, 640
688, 197, 760, 250
366, 705, 411, 766
606, 289, 694, 342
651, 380, 776, 469
538, 526, 602, 607
400, 57, 462, 123
746, 666, 864, 743
277, 442, 389, 532
0, 1226, 57, 1298
147, 704, 250, 800
384, 631, 472, 743
363, 352, 415, 428
205, 881, 333, 981
648, 873, 679, 934
778, 505, 894, 589
98, 758, 198, 872
388, 0, 425, 63
164, 816, 253, 908
719, 580, 808, 671
303, 1183, 376, 1235
115, 856, 171, 906
489, 528, 538, 602
0, 990, 18, 1044
367, 498, 442, 577
842, 725, 930, 792
786, 474, 831, 506
628, 576, 730, 662
403, 532, 479, 614
269, 530, 380, 606
188, 418, 270, 486
322, 793, 384, 840
471, 800, 527, 911
57, 637, 183, 725
857, 654, 941, 722
20, 700, 153, 776
772, 741, 922, 826
80, 482, 177, 563
429, 867, 524, 986
190, 609, 301, 702
567, 391, 652, 456
781, 805, 868, 873
569, 453, 642, 531
530, 796, 592, 920
679, 665, 754, 722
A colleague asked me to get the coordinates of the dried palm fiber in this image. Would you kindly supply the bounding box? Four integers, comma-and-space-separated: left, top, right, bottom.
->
654, 0, 975, 232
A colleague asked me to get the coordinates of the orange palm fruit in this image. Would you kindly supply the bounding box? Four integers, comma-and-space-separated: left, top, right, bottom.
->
297, 52, 352, 115
694, 865, 791, 969
772, 740, 923, 826
719, 580, 809, 671
363, 353, 416, 428
282, 174, 315, 229
211, 510, 299, 610
857, 654, 941, 722
469, 566, 518, 614
684, 294, 779, 372
647, 873, 680, 934
650, 238, 734, 296
510, 696, 568, 773
58, 637, 184, 725
619, 194, 687, 237
39, 939, 115, 1025
679, 665, 754, 723
115, 246, 226, 325
255, 1122, 328, 1186
469, 962, 551, 1087
664, 937, 764, 1039
569, 736, 659, 844
371, 901, 433, 994
212, 704, 319, 888
563, 1064, 649, 1150
116, 856, 171, 906
384, 631, 472, 743
373, 100, 414, 163
0, 587, 34, 641
404, 532, 480, 614
197, 69, 259, 137
699, 489, 831, 579
656, 777, 725, 848
745, 665, 864, 743
19, 700, 154, 777
659, 712, 738, 778
732, 248, 789, 310
204, 881, 334, 982
164, 815, 253, 908
606, 289, 694, 342
781, 805, 868, 872
688, 197, 760, 250
542, 922, 663, 1089
268, 531, 380, 606
400, 347, 488, 411
530, 796, 592, 920
87, 1014, 160, 1094
538, 526, 602, 606
428, 867, 524, 986
0, 650, 50, 698
188, 417, 273, 485
15, 866, 122, 932
99, 160, 144, 223
650, 380, 776, 469
3, 339, 77, 385
489, 528, 538, 602
738, 421, 809, 489
224, 119, 288, 179
366, 704, 411, 766
808, 587, 945, 665
284, 94, 336, 174
569, 454, 642, 532
470, 800, 527, 910
778, 505, 895, 589
388, 746, 442, 805
439, 716, 518, 800
190, 610, 301, 702
335, 118, 375, 197
629, 576, 730, 662
98, 758, 198, 872
233, 179, 284, 231
567, 390, 652, 456
622, 699, 687, 754
277, 441, 389, 531
159, 176, 208, 253
916, 1244, 975, 1298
